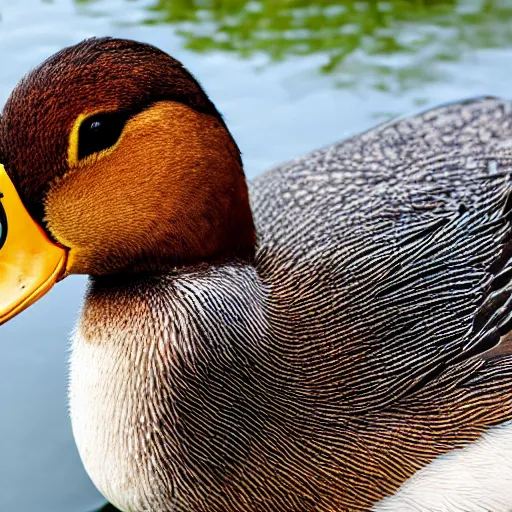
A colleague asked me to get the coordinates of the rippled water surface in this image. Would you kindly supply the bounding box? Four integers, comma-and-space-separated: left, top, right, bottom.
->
0, 0, 511, 510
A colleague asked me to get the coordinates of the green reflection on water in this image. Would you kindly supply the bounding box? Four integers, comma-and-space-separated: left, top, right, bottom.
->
100, 0, 512, 92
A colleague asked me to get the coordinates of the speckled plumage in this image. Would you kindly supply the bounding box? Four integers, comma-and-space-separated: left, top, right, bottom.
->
69, 97, 512, 511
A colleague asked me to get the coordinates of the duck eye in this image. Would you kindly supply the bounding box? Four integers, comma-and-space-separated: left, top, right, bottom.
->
0, 197, 7, 251
78, 112, 128, 160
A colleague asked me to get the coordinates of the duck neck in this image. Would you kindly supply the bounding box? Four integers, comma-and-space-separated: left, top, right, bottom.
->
68, 263, 287, 511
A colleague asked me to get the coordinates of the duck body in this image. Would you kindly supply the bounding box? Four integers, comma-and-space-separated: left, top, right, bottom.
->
1, 38, 512, 512
70, 97, 512, 511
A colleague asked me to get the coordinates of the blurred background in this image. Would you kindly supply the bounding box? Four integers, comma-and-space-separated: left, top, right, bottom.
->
0, 0, 511, 510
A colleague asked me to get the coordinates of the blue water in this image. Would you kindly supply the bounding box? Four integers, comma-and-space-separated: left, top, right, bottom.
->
0, 0, 512, 510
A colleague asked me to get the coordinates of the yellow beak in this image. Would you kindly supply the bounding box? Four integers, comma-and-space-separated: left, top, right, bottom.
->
0, 164, 67, 325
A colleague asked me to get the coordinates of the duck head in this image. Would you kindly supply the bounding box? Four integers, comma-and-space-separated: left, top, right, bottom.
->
0, 37, 255, 324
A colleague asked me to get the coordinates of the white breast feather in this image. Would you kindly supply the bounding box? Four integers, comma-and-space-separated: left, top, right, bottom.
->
373, 422, 512, 512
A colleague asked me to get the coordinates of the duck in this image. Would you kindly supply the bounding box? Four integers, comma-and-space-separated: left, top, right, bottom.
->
1, 37, 512, 512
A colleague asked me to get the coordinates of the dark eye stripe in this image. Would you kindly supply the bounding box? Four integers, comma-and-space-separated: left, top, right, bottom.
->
78, 112, 129, 160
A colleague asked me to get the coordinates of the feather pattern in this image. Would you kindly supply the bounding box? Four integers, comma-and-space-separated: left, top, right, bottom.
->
70, 97, 512, 512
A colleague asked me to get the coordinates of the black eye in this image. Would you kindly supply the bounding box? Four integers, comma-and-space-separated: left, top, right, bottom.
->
78, 112, 129, 160
0, 197, 7, 251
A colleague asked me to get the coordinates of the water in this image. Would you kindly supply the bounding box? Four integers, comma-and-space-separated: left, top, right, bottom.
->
0, 0, 511, 510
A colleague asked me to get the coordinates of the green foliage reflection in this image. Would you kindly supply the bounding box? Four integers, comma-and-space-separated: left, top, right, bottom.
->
73, 0, 512, 90
132, 0, 512, 91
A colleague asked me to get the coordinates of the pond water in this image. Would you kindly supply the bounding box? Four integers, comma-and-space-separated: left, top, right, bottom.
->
0, 0, 511, 510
